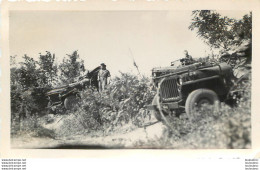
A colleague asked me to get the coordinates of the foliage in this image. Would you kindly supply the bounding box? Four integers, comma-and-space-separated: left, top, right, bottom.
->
189, 10, 252, 50
11, 51, 85, 136
38, 51, 58, 87
189, 10, 252, 77
53, 73, 155, 137
13, 55, 39, 88
11, 59, 155, 138
11, 55, 48, 121
58, 50, 85, 84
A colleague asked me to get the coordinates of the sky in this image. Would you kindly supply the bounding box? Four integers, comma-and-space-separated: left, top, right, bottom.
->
10, 10, 249, 76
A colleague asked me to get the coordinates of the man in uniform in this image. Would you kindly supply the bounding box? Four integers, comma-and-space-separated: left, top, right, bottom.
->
97, 63, 111, 92
182, 50, 194, 65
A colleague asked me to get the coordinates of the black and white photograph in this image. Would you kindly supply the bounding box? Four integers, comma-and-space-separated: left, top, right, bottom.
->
8, 9, 252, 149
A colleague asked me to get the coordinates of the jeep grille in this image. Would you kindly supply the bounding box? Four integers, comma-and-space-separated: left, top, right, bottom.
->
160, 78, 181, 101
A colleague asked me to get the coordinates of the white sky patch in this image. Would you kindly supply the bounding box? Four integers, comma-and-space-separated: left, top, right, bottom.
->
217, 10, 250, 20
10, 11, 249, 76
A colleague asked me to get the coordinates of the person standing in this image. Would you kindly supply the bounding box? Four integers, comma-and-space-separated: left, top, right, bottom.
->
98, 63, 111, 92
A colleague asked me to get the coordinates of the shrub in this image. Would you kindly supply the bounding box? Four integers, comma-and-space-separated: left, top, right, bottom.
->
55, 73, 155, 136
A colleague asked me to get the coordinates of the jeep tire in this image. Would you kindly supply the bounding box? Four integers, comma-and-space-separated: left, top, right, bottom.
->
185, 89, 219, 121
64, 95, 79, 110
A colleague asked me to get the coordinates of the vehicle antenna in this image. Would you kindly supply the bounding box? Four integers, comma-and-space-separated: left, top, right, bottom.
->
129, 48, 141, 76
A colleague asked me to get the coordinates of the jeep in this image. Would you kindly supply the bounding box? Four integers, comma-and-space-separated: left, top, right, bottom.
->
147, 59, 235, 121
46, 66, 100, 112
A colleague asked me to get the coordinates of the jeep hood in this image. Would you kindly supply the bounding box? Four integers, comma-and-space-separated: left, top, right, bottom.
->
152, 63, 201, 74
46, 86, 67, 95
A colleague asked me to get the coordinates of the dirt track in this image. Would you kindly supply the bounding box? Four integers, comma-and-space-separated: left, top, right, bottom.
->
11, 115, 167, 149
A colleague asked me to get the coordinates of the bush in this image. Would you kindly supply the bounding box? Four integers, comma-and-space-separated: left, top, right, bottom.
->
55, 73, 155, 136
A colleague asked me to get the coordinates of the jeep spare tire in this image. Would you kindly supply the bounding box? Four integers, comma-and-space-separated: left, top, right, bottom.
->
64, 95, 79, 110
185, 89, 219, 121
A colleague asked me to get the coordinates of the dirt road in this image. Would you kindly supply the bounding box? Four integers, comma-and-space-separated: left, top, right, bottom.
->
11, 115, 167, 149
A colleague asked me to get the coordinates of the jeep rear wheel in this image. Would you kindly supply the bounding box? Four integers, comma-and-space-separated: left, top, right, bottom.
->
64, 95, 80, 110
185, 89, 219, 122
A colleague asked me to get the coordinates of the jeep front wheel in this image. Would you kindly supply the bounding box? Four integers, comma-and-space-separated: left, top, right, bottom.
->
64, 95, 80, 110
185, 89, 219, 121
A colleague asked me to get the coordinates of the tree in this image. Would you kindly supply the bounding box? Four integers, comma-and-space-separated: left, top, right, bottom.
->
38, 51, 58, 87
59, 50, 85, 84
10, 55, 39, 124
189, 10, 252, 69
17, 55, 40, 89
189, 10, 251, 50
10, 52, 59, 123
10, 50, 86, 126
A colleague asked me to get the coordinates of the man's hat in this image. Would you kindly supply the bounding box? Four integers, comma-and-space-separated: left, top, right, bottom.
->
100, 63, 106, 66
